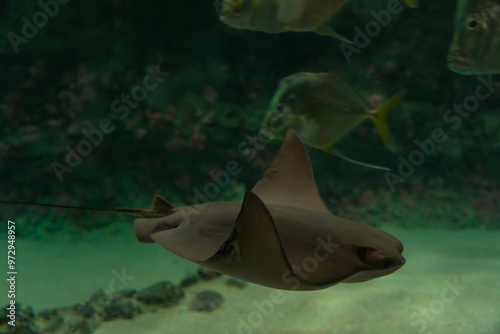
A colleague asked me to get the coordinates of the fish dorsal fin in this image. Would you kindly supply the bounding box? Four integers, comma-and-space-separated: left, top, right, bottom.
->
152, 195, 174, 212
252, 130, 330, 214
229, 191, 293, 284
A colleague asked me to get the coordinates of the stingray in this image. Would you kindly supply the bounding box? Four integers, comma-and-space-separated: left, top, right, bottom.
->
0, 130, 405, 291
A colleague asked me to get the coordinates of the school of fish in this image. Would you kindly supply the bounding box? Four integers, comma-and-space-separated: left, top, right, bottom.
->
219, 0, 499, 168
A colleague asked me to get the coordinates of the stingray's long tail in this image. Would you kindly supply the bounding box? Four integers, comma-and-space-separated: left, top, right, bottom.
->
0, 200, 152, 217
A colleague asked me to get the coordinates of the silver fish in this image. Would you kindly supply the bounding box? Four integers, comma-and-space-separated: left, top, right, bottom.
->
448, 0, 500, 75
219, 0, 351, 41
219, 0, 419, 41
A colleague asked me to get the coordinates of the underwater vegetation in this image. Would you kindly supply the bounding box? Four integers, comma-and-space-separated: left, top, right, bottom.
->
0, 0, 499, 241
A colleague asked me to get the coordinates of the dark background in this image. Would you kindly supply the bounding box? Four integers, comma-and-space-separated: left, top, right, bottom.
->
0, 0, 499, 236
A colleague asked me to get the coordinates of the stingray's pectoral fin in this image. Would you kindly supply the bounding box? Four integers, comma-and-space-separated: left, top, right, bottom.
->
148, 204, 235, 263
149, 215, 230, 263
234, 191, 291, 268
314, 25, 353, 44
324, 146, 391, 171
211, 191, 294, 287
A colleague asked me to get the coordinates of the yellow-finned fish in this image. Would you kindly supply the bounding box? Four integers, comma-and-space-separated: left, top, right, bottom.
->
263, 72, 406, 170
448, 0, 500, 75
220, 0, 419, 40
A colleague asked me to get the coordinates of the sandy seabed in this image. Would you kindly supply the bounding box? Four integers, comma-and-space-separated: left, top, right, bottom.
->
10, 227, 500, 334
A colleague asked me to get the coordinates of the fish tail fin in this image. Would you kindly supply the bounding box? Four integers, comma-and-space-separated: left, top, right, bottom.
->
314, 25, 353, 44
324, 147, 391, 171
0, 195, 175, 218
370, 90, 407, 151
